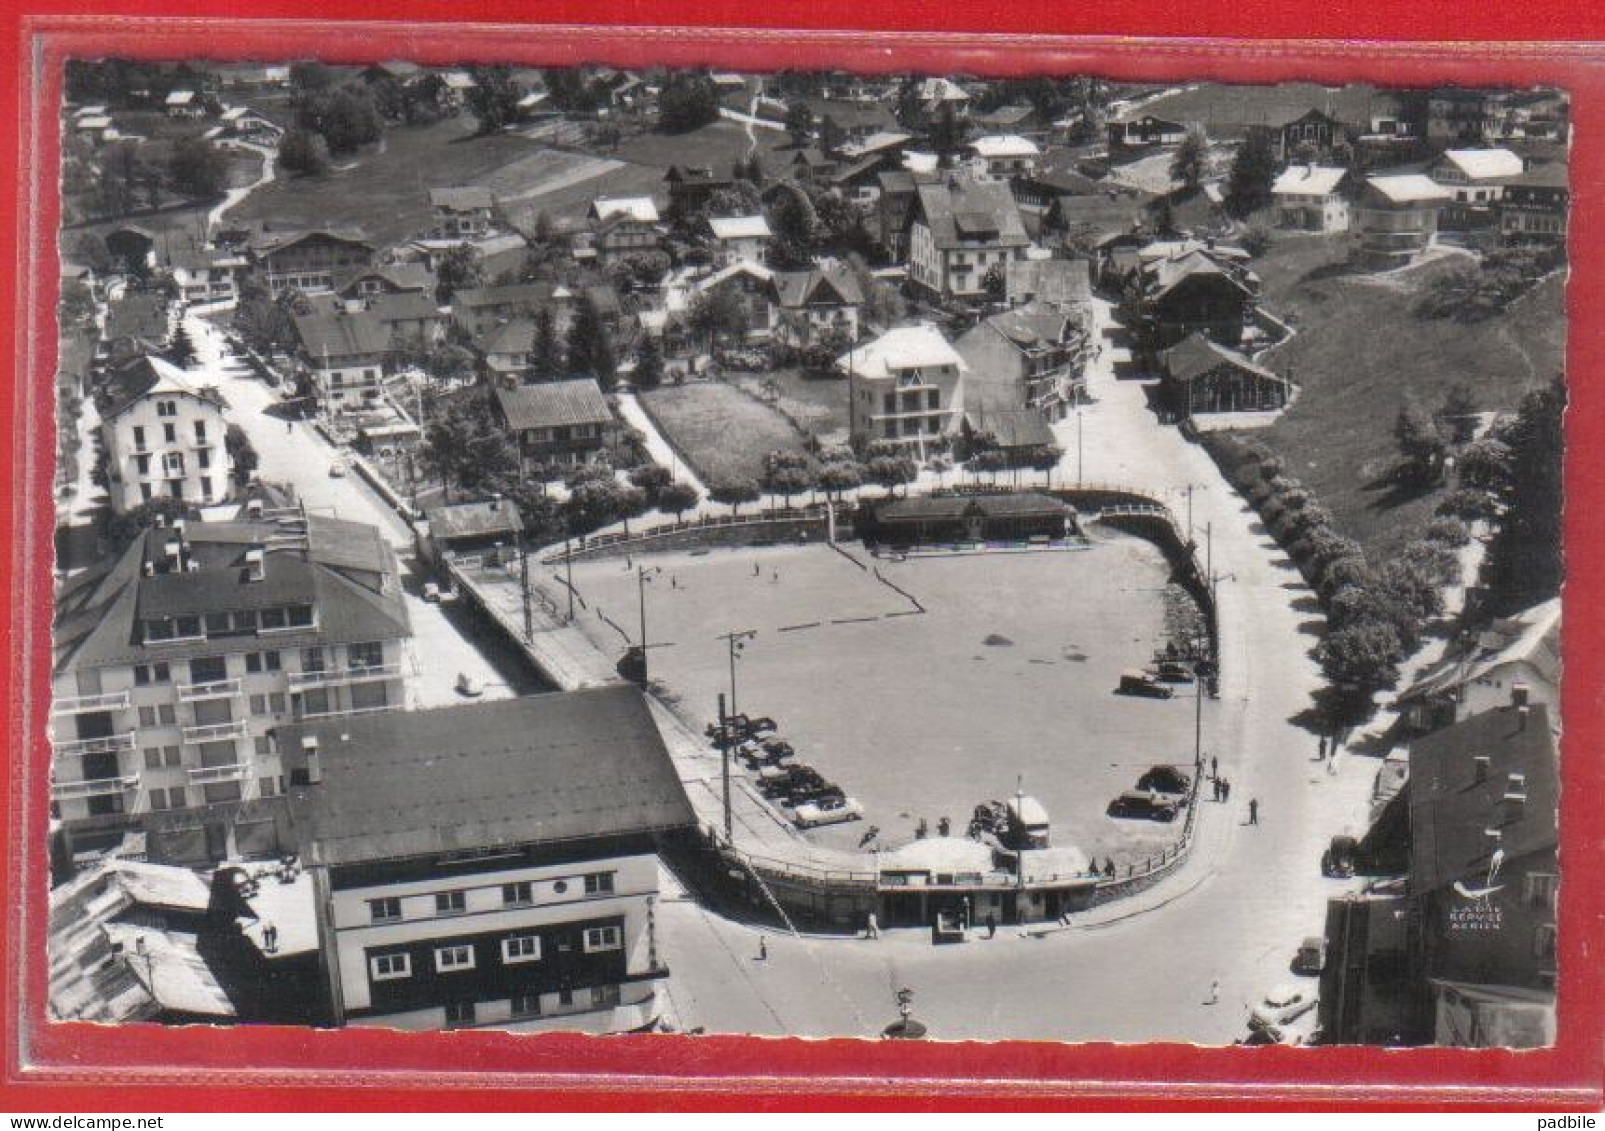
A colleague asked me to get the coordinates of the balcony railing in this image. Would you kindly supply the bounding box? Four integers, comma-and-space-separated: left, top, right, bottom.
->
189, 761, 250, 784
177, 677, 242, 702
52, 690, 132, 716
182, 718, 249, 744
52, 773, 139, 801
287, 662, 401, 691
53, 731, 137, 758
294, 703, 396, 723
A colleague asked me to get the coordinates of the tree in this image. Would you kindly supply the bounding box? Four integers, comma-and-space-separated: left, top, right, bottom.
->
1439, 383, 1482, 443
1238, 222, 1273, 257
277, 127, 329, 176
165, 323, 197, 368
58, 279, 95, 326
980, 263, 1006, 303
1456, 436, 1514, 491
762, 450, 814, 505
300, 86, 383, 156
930, 103, 966, 167
167, 137, 227, 199
565, 296, 616, 386
628, 464, 672, 502
865, 452, 917, 496
465, 66, 520, 134
633, 333, 664, 390
1224, 129, 1278, 219
817, 459, 863, 500
529, 307, 562, 381
784, 101, 814, 148
565, 476, 648, 535
1437, 487, 1500, 523
69, 232, 113, 275
1394, 401, 1447, 485
435, 242, 483, 305
225, 424, 259, 484
1316, 619, 1404, 697
709, 477, 761, 515
1424, 516, 1471, 549
1481, 377, 1564, 613
289, 61, 335, 94
686, 287, 748, 352
97, 497, 197, 553
656, 480, 701, 519
1152, 196, 1179, 238
767, 190, 817, 268
1170, 128, 1206, 195
658, 72, 720, 133
894, 77, 925, 130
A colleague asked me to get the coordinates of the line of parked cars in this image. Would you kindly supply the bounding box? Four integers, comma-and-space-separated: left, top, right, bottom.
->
707, 713, 863, 829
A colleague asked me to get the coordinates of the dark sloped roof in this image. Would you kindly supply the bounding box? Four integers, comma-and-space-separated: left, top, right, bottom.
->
1162, 332, 1287, 386
333, 262, 434, 296
963, 407, 1056, 449
772, 263, 864, 309
430, 186, 495, 211
283, 688, 695, 866
452, 282, 557, 311
494, 379, 613, 431
481, 318, 536, 355
1408, 704, 1558, 895
914, 178, 1029, 250
425, 500, 525, 542
104, 294, 169, 343
293, 310, 392, 360
878, 492, 1069, 522
368, 291, 445, 324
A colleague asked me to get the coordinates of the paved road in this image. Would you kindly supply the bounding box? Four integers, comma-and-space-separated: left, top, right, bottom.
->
185, 311, 536, 708
657, 296, 1381, 1043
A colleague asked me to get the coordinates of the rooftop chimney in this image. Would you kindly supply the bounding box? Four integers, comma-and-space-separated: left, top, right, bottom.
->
246, 498, 264, 519
1472, 755, 1490, 784
1511, 681, 1531, 708
244, 545, 265, 583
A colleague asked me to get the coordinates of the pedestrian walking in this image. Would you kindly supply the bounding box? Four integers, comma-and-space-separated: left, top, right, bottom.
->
772, 569, 779, 583
865, 912, 880, 940
1248, 798, 1259, 825
1318, 736, 1328, 760
1210, 754, 1217, 779
1327, 749, 1340, 776
985, 913, 997, 939
757, 937, 768, 962
285, 419, 293, 434
1206, 979, 1220, 1005
1222, 778, 1232, 802
753, 562, 761, 577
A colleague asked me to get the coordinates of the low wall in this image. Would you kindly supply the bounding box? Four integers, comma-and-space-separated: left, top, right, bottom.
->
543, 511, 834, 565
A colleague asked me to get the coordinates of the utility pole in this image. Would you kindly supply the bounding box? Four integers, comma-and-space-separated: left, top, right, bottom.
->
519, 536, 532, 642
563, 530, 575, 622
636, 565, 652, 681
1076, 405, 1084, 487
718, 691, 733, 843
718, 629, 757, 716
1186, 484, 1194, 536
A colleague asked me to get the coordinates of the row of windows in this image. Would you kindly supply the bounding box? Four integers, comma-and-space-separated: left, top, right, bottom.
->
368, 926, 622, 983
144, 776, 281, 811
443, 984, 621, 1027
143, 605, 317, 643
133, 449, 212, 478
368, 873, 616, 924
131, 419, 208, 448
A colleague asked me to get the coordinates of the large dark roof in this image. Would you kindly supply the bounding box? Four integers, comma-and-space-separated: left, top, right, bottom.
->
913, 178, 1029, 250
333, 262, 434, 297
494, 379, 613, 431
1162, 332, 1287, 387
54, 515, 407, 674
878, 492, 1070, 522
283, 688, 695, 866
1408, 704, 1558, 895
772, 263, 864, 309
103, 293, 169, 344
293, 310, 392, 360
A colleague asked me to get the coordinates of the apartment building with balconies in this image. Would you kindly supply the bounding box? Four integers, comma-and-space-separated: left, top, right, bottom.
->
836, 322, 967, 454
98, 355, 233, 513
279, 688, 695, 1033
50, 504, 412, 865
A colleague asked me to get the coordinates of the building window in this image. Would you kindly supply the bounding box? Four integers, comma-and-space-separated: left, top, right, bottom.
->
163, 424, 178, 446
1533, 924, 1557, 961
157, 400, 177, 418
194, 420, 208, 443
369, 897, 401, 923
435, 944, 476, 972
301, 647, 326, 673
259, 776, 277, 798
143, 747, 163, 770
444, 1000, 476, 1027
147, 787, 170, 811
349, 641, 384, 669
553, 880, 569, 895
435, 890, 467, 916
590, 984, 621, 1008
501, 935, 541, 964
250, 694, 268, 716
369, 953, 411, 981
163, 745, 181, 767
254, 735, 273, 756
132, 425, 146, 449
503, 882, 533, 906
269, 692, 287, 714
583, 872, 615, 896
1524, 873, 1558, 912
511, 992, 541, 1018
583, 926, 622, 953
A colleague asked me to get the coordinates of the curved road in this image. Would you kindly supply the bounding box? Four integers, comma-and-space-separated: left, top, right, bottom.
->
655, 297, 1380, 1043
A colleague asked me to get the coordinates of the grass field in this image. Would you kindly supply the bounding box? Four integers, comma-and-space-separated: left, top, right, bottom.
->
730, 367, 851, 447
230, 116, 547, 246
640, 380, 815, 485
1250, 232, 1565, 561
548, 537, 1194, 863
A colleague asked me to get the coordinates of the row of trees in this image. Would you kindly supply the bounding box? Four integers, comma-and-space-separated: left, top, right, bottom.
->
1207, 432, 1471, 722
71, 133, 231, 219
279, 78, 385, 175
1414, 246, 1566, 323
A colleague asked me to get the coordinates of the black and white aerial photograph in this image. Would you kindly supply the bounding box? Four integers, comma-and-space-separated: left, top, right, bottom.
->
47, 60, 1566, 1048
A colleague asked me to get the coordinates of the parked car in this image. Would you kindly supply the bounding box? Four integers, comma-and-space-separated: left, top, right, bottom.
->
455, 671, 484, 698
1293, 936, 1328, 975
423, 581, 442, 603
793, 796, 863, 828
1322, 835, 1359, 877
1136, 765, 1192, 795
328, 459, 347, 478
1117, 670, 1175, 699
1152, 660, 1196, 683
1252, 985, 1318, 1031
1107, 790, 1180, 822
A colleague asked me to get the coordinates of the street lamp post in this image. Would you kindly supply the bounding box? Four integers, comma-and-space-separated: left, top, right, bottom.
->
719, 628, 757, 716
636, 565, 652, 682
563, 530, 575, 623
1076, 405, 1083, 487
